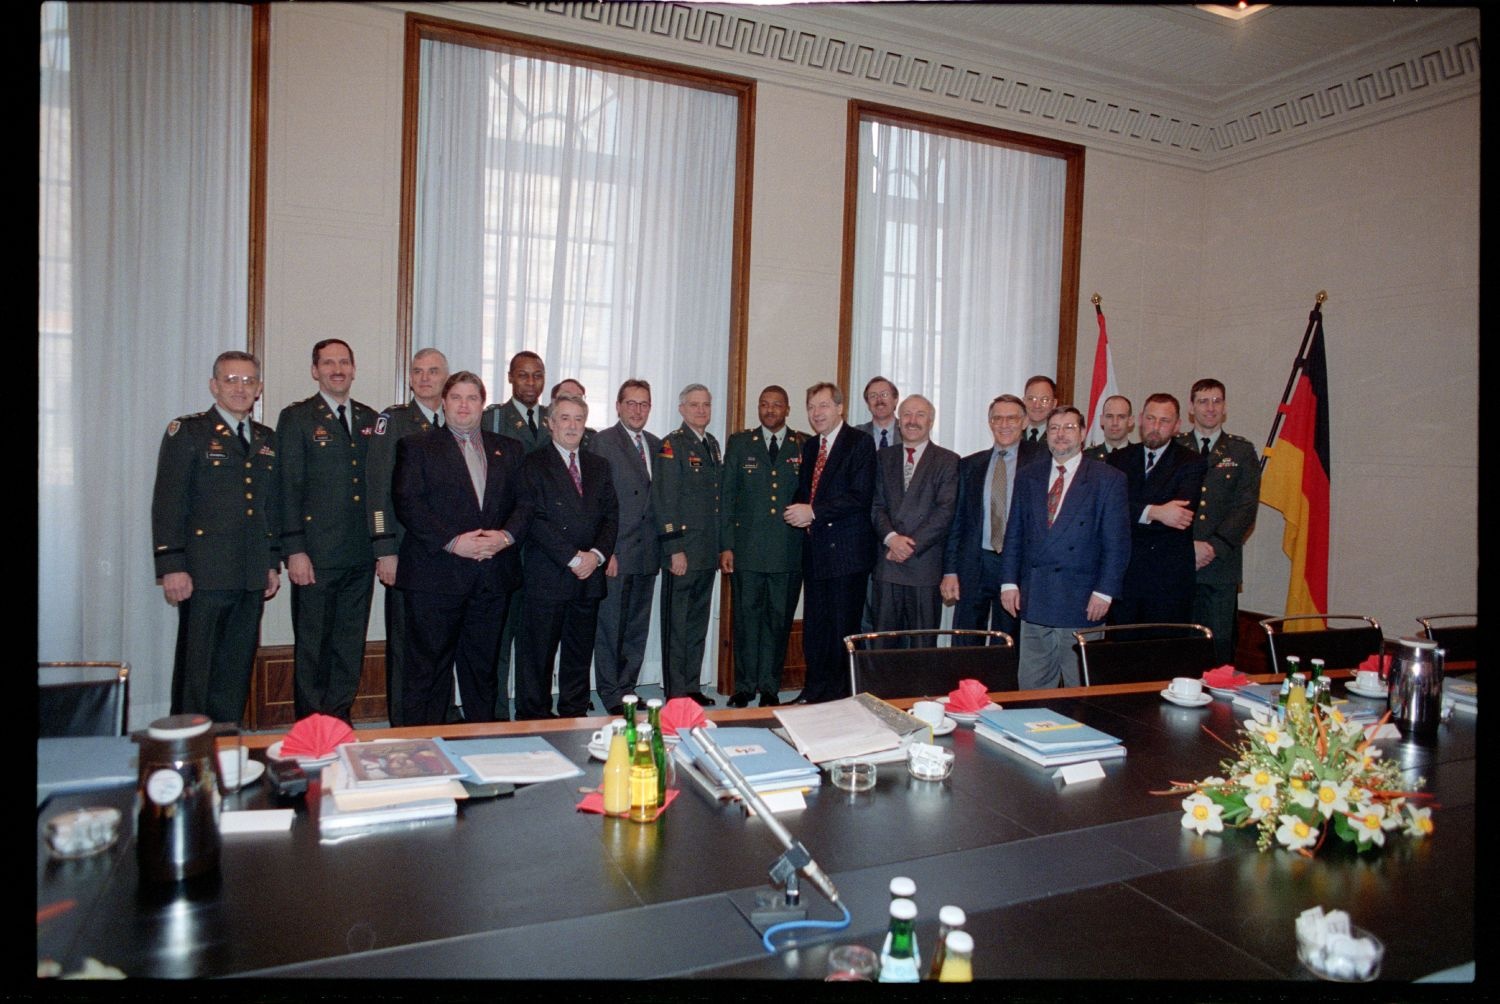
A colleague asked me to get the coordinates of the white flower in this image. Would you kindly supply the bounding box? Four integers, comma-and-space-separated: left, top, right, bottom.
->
1311, 779, 1352, 819
1249, 720, 1293, 753
1404, 805, 1435, 839
1246, 786, 1280, 821
1180, 793, 1224, 835
1349, 804, 1389, 846
1276, 813, 1319, 851
1238, 768, 1279, 792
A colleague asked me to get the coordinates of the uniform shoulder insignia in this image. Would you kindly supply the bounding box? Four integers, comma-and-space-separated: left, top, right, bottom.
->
166, 420, 182, 437
374, 415, 388, 436
658, 439, 675, 459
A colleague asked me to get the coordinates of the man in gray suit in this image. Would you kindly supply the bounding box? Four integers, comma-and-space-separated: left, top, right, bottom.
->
589, 379, 661, 716
871, 395, 959, 643
856, 376, 900, 451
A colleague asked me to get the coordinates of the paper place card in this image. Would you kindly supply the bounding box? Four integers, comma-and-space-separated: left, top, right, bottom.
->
743, 789, 807, 816
1055, 760, 1106, 785
220, 809, 296, 833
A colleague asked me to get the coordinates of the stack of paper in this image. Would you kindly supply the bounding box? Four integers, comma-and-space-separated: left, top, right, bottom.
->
672, 727, 820, 801
1445, 676, 1477, 714
1230, 683, 1284, 713
974, 708, 1125, 767
771, 695, 923, 764
318, 763, 460, 832
434, 736, 583, 784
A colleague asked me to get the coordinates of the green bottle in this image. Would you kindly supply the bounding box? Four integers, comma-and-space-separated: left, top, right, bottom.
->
621, 694, 639, 749
646, 698, 667, 802
878, 898, 920, 983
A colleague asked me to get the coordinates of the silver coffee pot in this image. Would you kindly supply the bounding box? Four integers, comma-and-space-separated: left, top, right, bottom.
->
133, 714, 237, 883
1386, 636, 1445, 738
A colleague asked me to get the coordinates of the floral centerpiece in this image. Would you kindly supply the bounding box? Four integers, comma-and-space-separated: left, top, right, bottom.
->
1160, 701, 1435, 856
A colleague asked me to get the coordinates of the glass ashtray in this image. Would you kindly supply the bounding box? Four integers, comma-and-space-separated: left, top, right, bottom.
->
906, 746, 955, 781
829, 759, 876, 792
44, 806, 122, 860
1297, 925, 1384, 982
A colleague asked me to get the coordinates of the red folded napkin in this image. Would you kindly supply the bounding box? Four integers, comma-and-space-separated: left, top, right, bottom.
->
1358, 653, 1393, 675
946, 678, 992, 714
1202, 665, 1250, 689
576, 788, 680, 817
279, 713, 355, 758
658, 698, 707, 737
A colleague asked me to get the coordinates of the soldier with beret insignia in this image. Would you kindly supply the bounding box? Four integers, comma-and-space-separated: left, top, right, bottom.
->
152, 350, 281, 724
276, 338, 378, 722
652, 383, 722, 706
719, 385, 806, 707
367, 347, 448, 725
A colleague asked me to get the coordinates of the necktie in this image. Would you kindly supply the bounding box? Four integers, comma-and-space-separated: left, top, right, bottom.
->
337, 404, 349, 439
767, 433, 778, 461
903, 447, 916, 488
435, 411, 444, 429
568, 451, 583, 495
1201, 437, 1210, 456
988, 449, 1008, 551
1145, 449, 1158, 474
810, 436, 829, 504
461, 433, 486, 506
1046, 464, 1065, 527
236, 420, 248, 449
1028, 428, 1039, 444
635, 433, 649, 477
706, 435, 720, 466
527, 408, 537, 436
879, 428, 888, 449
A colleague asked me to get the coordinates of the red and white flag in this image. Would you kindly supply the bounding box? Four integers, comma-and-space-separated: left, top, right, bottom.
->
1084, 305, 1119, 448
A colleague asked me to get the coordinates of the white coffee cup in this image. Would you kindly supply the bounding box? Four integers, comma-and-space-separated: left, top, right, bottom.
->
911, 700, 945, 727
1354, 669, 1383, 691
217, 746, 250, 790
1168, 677, 1203, 700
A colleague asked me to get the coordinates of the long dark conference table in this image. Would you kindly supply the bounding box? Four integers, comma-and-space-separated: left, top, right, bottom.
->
36, 675, 1475, 982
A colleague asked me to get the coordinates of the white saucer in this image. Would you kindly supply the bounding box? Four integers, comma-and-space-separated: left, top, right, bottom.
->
1345, 682, 1389, 700
265, 740, 339, 768
927, 717, 957, 736
1205, 685, 1244, 700
937, 697, 999, 723
232, 759, 266, 787
1160, 689, 1213, 708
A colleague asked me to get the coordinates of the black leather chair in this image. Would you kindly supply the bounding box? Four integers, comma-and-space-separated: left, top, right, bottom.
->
1259, 615, 1383, 672
1416, 613, 1477, 665
845, 629, 1016, 699
38, 662, 130, 737
1073, 623, 1218, 687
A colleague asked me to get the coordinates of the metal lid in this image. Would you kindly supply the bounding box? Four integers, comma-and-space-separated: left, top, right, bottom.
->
889, 897, 917, 920
146, 714, 212, 740
939, 905, 966, 927
1396, 636, 1439, 650
890, 876, 916, 897
944, 930, 974, 954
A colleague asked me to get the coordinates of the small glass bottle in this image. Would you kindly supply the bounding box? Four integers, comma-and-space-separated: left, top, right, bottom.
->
881, 877, 917, 963
602, 721, 631, 817
1309, 658, 1332, 708
646, 698, 668, 802
938, 930, 974, 982
927, 905, 966, 979
628, 724, 659, 823
1278, 655, 1302, 707
621, 694, 640, 749
878, 898, 921, 983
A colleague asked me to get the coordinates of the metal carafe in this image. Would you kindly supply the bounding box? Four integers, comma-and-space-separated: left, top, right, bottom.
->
133, 714, 236, 883
1387, 637, 1445, 738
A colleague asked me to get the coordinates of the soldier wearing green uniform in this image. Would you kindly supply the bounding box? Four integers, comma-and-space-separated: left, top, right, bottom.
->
1083, 394, 1135, 461
277, 338, 377, 722
1177, 379, 1261, 664
368, 348, 448, 726
653, 383, 721, 706
719, 385, 806, 707
152, 351, 281, 725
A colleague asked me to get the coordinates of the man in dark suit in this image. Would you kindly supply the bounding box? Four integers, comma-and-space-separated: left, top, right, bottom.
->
590, 379, 661, 716
152, 351, 281, 724
1001, 406, 1131, 689
515, 393, 618, 720
392, 372, 530, 726
720, 385, 806, 707
1177, 378, 1261, 662
1106, 393, 1206, 626
276, 338, 377, 722
1083, 394, 1134, 460
548, 378, 597, 453
942, 393, 1045, 646
784, 382, 877, 703
872, 394, 958, 642
1020, 375, 1057, 447
368, 347, 448, 725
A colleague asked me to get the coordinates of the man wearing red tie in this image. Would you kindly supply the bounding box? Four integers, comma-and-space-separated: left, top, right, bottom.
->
784, 382, 877, 703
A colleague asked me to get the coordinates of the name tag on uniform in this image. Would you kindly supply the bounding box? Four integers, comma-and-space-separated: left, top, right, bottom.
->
742, 456, 760, 472
688, 454, 702, 469
313, 426, 332, 443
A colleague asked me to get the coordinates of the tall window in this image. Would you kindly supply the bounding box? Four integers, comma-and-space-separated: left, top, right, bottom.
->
844, 106, 1082, 456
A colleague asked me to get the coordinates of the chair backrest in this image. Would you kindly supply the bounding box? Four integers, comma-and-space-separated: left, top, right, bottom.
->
1073, 623, 1218, 687
38, 662, 130, 737
1259, 615, 1383, 671
1416, 614, 1477, 665
846, 630, 1016, 700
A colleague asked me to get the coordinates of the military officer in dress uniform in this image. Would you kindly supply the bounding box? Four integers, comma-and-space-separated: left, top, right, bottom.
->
653, 383, 721, 706
481, 350, 549, 717
277, 338, 378, 722
719, 386, 806, 707
1177, 378, 1261, 664
367, 347, 448, 725
1083, 395, 1135, 460
152, 350, 281, 724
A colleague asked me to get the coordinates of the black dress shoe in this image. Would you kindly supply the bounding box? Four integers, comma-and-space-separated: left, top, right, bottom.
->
758, 692, 781, 707
684, 691, 716, 707
727, 693, 752, 709
786, 692, 809, 705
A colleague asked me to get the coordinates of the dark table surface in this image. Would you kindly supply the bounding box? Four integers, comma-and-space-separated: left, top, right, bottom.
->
36, 682, 1475, 982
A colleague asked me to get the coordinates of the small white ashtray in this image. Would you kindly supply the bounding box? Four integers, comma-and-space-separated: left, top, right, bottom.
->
906, 742, 954, 781
1295, 906, 1384, 981
829, 759, 876, 792
45, 807, 122, 860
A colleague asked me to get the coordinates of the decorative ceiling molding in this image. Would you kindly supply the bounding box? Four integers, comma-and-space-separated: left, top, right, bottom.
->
425, 2, 1479, 170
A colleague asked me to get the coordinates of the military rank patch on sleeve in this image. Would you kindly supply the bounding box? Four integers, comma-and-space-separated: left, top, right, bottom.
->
659, 440, 675, 459
374, 416, 388, 435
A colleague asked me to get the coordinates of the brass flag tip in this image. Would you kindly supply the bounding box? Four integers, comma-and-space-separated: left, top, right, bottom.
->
1315, 290, 1328, 304
1090, 292, 1101, 305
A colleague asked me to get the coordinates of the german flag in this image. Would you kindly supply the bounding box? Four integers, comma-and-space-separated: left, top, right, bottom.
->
1260, 307, 1330, 620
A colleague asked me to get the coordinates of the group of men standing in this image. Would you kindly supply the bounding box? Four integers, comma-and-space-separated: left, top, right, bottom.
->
153, 348, 1259, 726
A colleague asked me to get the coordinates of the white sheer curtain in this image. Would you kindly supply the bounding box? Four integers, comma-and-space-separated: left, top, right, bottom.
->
849, 120, 1067, 457
413, 38, 739, 689
38, 2, 252, 728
